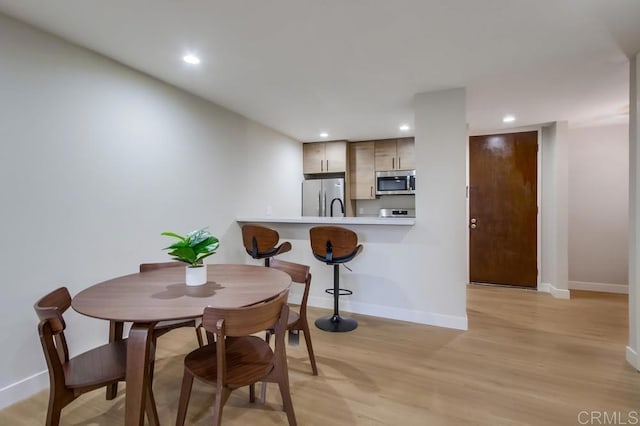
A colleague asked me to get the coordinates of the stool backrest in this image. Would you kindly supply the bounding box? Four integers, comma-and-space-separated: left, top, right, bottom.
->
242, 224, 280, 256
310, 226, 360, 262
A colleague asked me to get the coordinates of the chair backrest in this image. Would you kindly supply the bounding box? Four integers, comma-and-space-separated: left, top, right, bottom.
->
242, 224, 280, 256
202, 290, 289, 337
139, 261, 183, 272
269, 259, 312, 313
309, 226, 362, 263
34, 287, 72, 373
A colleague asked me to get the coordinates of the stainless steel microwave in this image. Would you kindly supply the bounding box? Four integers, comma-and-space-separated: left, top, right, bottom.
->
375, 170, 416, 195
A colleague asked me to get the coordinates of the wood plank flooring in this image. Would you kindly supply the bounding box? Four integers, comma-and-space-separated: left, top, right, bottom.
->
2, 285, 639, 425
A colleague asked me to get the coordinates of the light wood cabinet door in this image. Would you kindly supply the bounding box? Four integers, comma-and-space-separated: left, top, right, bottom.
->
303, 141, 346, 174
303, 143, 325, 174
349, 141, 375, 199
325, 141, 347, 173
374, 138, 415, 171
374, 139, 398, 171
396, 137, 415, 170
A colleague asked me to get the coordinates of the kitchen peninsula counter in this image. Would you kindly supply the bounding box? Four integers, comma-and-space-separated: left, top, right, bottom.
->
233, 215, 466, 331
236, 216, 415, 226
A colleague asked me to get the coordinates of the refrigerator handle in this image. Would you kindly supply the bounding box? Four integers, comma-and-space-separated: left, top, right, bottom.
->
322, 191, 327, 216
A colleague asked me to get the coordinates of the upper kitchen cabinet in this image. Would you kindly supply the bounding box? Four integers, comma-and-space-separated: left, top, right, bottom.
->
374, 137, 415, 171
349, 141, 375, 200
303, 141, 347, 174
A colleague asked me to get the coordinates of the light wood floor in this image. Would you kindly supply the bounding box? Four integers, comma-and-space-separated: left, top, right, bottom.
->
3, 286, 639, 425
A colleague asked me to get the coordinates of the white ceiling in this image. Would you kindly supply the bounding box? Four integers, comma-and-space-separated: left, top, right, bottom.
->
1, 0, 638, 142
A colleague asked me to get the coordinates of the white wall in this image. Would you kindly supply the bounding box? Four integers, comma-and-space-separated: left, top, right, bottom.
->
0, 13, 301, 408
413, 89, 468, 322
568, 123, 629, 291
628, 52, 640, 370
540, 122, 570, 298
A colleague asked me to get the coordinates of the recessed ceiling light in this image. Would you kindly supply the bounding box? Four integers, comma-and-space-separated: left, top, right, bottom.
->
319, 132, 329, 138
502, 115, 516, 123
182, 54, 201, 65
399, 124, 410, 132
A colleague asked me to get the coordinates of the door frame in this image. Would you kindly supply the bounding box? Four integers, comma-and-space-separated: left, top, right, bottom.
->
466, 126, 542, 290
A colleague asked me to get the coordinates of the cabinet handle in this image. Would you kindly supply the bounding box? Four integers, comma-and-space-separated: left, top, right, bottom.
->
326, 159, 329, 171
321, 159, 323, 172
392, 157, 395, 169
370, 186, 373, 197
398, 157, 401, 169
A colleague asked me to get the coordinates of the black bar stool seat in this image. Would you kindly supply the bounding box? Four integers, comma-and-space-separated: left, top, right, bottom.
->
309, 226, 363, 332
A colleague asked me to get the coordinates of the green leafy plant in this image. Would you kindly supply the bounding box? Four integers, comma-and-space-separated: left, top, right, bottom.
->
161, 228, 220, 267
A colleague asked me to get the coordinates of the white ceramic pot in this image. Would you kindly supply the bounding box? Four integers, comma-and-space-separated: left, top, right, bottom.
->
185, 264, 207, 286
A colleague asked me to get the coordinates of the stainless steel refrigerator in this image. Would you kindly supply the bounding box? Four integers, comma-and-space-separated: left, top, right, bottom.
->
302, 177, 345, 217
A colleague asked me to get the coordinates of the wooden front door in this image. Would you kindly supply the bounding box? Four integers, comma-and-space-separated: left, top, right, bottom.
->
469, 131, 538, 287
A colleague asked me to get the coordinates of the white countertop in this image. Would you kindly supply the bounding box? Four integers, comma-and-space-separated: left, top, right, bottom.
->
236, 216, 416, 226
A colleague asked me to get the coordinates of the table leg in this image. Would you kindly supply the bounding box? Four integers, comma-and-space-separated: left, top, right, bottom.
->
126, 322, 155, 426
106, 320, 124, 400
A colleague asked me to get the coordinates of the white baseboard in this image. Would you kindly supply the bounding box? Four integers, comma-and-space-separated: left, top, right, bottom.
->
626, 346, 640, 371
538, 282, 571, 299
308, 296, 468, 331
569, 280, 629, 294
0, 370, 48, 410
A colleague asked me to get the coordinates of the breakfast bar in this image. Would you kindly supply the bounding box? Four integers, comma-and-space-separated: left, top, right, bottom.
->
233, 216, 469, 331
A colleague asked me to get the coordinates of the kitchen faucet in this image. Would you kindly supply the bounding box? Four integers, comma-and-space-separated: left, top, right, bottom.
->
330, 197, 344, 217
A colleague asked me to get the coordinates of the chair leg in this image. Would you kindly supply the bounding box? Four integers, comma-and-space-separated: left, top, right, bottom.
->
278, 378, 297, 426
144, 334, 160, 425
45, 393, 62, 426
175, 370, 194, 426
301, 322, 318, 376
260, 382, 268, 404
195, 325, 204, 348
260, 330, 273, 403
212, 387, 231, 426
106, 320, 124, 400
145, 382, 160, 426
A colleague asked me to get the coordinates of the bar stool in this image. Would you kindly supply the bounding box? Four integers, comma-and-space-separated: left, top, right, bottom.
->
241, 224, 292, 266
309, 226, 363, 332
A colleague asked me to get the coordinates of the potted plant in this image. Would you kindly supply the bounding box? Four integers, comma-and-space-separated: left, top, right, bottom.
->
161, 228, 220, 286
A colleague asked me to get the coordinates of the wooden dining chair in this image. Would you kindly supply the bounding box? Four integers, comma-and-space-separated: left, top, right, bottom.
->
266, 258, 318, 375
34, 287, 159, 426
242, 224, 292, 266
175, 290, 297, 426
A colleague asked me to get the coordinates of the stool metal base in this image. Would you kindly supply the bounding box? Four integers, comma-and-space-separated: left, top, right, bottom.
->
315, 314, 358, 332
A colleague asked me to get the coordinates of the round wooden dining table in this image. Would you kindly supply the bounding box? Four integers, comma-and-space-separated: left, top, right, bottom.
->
72, 263, 291, 426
